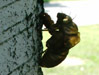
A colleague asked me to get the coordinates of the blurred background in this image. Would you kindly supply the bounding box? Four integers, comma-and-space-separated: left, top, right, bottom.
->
42, 0, 99, 75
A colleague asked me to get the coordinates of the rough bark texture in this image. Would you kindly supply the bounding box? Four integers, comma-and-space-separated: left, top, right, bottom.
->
0, 0, 44, 75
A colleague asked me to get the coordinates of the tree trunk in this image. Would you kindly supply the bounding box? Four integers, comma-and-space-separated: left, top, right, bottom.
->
0, 0, 44, 75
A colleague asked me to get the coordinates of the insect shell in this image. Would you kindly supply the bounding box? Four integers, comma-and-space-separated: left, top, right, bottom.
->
40, 13, 80, 68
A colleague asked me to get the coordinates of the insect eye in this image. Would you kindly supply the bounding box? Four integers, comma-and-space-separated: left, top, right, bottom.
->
55, 29, 59, 31
63, 18, 68, 22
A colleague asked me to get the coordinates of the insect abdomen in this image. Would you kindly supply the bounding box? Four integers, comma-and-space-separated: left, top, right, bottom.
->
40, 49, 69, 68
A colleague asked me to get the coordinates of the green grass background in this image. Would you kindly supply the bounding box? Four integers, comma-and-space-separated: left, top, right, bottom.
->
42, 25, 99, 75
44, 0, 87, 2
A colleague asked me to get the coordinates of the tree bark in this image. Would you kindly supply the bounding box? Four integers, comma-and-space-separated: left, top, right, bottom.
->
0, 0, 44, 75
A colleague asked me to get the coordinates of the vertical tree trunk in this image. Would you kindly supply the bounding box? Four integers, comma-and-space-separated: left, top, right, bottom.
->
0, 0, 44, 75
